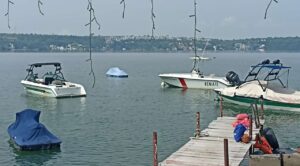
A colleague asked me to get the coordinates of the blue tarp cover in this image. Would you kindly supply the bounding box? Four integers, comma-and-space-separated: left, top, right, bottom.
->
7, 109, 61, 148
106, 67, 128, 77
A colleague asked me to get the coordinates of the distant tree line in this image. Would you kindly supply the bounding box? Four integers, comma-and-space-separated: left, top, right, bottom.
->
0, 33, 300, 53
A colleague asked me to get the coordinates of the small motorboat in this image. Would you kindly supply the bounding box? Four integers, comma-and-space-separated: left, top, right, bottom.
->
7, 109, 62, 150
106, 67, 128, 77
215, 59, 300, 112
21, 62, 86, 98
159, 70, 231, 89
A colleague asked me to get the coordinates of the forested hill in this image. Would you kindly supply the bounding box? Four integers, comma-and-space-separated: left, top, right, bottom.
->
1, 33, 300, 52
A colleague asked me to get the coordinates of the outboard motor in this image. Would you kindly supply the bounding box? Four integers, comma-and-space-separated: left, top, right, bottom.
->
273, 59, 280, 64
261, 59, 270, 64
226, 71, 242, 86
263, 127, 279, 152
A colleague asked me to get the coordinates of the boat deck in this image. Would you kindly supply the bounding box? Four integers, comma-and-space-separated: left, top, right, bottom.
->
159, 116, 263, 166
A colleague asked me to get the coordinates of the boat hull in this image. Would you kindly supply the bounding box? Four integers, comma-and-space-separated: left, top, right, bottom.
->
9, 138, 61, 151
159, 73, 231, 89
21, 80, 86, 98
218, 93, 300, 112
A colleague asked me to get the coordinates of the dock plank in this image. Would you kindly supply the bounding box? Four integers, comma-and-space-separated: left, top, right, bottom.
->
159, 116, 263, 166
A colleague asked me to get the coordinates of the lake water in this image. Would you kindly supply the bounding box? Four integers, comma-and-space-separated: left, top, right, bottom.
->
0, 52, 299, 166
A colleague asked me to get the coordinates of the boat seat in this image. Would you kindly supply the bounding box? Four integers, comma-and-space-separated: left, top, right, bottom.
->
52, 80, 65, 86
44, 77, 54, 85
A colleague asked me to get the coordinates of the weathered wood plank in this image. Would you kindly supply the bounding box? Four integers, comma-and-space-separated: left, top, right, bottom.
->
160, 116, 264, 166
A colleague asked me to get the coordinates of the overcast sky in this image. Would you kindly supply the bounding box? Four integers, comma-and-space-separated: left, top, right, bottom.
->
0, 0, 299, 39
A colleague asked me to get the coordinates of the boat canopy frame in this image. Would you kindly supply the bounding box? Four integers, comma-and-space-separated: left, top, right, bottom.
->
24, 62, 66, 82
240, 59, 290, 91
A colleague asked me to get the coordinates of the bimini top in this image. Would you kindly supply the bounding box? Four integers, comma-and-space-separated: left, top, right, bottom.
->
29, 62, 61, 67
7, 109, 61, 150
25, 62, 65, 82
106, 67, 128, 77
245, 59, 291, 82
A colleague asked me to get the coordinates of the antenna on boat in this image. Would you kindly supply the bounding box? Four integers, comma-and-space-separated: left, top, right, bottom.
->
189, 0, 201, 71
5, 0, 14, 29
85, 0, 100, 88
201, 39, 209, 57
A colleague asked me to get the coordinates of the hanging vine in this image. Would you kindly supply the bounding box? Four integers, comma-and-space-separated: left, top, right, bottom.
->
85, 0, 100, 88
38, 0, 45, 15
120, 0, 126, 19
150, 0, 156, 39
5, 0, 14, 29
264, 0, 278, 19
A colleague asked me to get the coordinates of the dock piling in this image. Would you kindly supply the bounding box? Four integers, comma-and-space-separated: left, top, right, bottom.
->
220, 95, 223, 117
260, 96, 265, 120
195, 112, 200, 138
224, 138, 229, 166
249, 115, 253, 140
153, 131, 158, 166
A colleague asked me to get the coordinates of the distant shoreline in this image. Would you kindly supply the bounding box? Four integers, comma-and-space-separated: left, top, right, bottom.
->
1, 33, 300, 53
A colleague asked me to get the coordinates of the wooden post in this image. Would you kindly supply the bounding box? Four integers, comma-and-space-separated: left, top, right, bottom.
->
251, 104, 258, 128
254, 103, 261, 128
195, 112, 200, 138
260, 96, 265, 120
224, 138, 229, 166
220, 95, 223, 117
249, 115, 253, 141
153, 131, 158, 166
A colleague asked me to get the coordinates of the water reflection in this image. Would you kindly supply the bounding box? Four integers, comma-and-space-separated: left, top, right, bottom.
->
9, 141, 61, 166
22, 93, 86, 112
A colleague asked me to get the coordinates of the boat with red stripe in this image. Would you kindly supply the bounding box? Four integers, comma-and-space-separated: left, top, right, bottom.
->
159, 70, 231, 89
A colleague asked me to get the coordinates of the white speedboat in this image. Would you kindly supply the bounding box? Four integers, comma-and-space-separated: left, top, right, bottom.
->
21, 62, 86, 98
215, 59, 300, 112
159, 69, 231, 89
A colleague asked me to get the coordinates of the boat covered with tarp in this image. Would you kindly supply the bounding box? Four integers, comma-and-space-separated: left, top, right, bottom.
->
7, 109, 61, 150
106, 67, 128, 77
215, 59, 300, 112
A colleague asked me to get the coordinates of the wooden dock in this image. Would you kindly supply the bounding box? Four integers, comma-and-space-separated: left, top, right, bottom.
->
159, 116, 264, 166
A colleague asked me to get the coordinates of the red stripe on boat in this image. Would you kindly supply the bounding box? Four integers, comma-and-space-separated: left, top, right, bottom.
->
178, 78, 187, 88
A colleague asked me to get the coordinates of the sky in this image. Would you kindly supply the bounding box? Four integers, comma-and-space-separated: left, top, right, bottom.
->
0, 0, 299, 39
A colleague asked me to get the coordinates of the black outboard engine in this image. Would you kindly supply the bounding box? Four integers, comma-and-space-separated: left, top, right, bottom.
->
226, 71, 242, 86
261, 59, 270, 64
273, 59, 280, 64
263, 127, 279, 152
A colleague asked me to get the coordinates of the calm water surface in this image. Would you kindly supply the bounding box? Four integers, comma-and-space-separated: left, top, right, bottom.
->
0, 52, 299, 166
